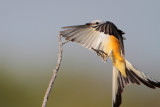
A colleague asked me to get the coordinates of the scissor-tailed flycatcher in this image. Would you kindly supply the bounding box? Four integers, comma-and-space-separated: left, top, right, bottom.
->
60, 20, 160, 107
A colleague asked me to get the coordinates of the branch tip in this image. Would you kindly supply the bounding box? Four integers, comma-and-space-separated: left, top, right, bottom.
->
42, 32, 68, 107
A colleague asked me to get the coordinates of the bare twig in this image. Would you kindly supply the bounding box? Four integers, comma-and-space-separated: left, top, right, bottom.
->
42, 33, 66, 107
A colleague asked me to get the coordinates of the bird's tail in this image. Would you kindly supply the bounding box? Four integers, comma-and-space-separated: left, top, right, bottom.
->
112, 65, 123, 107
112, 59, 160, 107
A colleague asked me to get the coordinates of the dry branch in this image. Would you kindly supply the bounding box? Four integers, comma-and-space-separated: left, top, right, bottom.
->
42, 33, 66, 107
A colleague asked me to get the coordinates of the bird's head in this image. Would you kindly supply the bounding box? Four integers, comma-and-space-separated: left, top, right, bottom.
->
86, 20, 105, 26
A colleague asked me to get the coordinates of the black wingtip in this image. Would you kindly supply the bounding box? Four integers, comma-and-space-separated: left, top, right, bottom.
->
118, 29, 125, 35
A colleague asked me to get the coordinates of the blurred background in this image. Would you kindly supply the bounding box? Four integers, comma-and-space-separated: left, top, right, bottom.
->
1, 0, 160, 107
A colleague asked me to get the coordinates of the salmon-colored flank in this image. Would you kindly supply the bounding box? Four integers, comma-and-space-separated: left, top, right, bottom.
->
104, 35, 126, 77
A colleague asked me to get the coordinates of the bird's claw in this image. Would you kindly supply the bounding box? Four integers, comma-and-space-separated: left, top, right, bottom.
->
92, 48, 108, 61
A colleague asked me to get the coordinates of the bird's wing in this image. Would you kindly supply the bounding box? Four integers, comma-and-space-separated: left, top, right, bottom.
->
61, 22, 125, 61
60, 24, 108, 61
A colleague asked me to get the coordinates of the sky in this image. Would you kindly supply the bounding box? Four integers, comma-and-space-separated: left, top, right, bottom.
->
0, 0, 160, 107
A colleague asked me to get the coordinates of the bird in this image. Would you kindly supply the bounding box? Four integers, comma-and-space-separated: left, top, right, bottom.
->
60, 20, 160, 107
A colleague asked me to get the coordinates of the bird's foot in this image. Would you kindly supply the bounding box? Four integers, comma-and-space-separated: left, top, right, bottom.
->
92, 48, 108, 61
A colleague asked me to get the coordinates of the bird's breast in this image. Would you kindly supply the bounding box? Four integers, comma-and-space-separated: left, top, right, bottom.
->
100, 34, 121, 59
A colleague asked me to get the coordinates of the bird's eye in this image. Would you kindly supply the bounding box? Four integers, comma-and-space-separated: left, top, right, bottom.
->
96, 22, 99, 24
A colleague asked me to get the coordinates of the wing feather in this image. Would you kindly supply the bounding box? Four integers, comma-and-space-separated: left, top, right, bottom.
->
61, 25, 107, 61
61, 21, 125, 61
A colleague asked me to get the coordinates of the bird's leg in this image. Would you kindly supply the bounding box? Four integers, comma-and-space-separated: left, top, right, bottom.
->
91, 48, 108, 56
91, 48, 108, 61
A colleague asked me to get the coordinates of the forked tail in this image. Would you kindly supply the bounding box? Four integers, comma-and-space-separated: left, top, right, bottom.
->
112, 59, 160, 107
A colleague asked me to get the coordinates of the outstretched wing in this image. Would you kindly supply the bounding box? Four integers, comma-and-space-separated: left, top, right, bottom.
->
60, 21, 125, 60
60, 24, 108, 61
